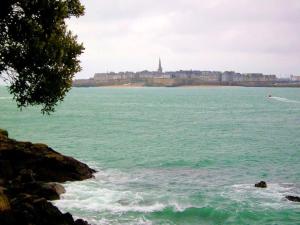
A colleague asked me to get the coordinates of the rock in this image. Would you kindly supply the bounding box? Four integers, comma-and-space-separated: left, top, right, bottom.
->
75, 218, 90, 225
285, 195, 300, 202
43, 182, 66, 195
17, 182, 66, 200
0, 179, 6, 186
0, 186, 7, 193
255, 181, 267, 188
5, 194, 80, 225
7, 180, 66, 201
0, 134, 96, 183
0, 193, 10, 211
0, 130, 94, 225
0, 190, 91, 225
0, 129, 8, 137
0, 211, 17, 225
15, 169, 36, 183
38, 182, 66, 200
0, 160, 14, 182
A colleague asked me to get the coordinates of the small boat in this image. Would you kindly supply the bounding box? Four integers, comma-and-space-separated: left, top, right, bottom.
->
268, 94, 272, 97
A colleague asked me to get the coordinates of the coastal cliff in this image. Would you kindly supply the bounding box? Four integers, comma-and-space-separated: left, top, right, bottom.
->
0, 129, 95, 225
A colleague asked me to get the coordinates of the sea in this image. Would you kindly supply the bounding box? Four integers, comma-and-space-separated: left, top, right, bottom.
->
1, 86, 300, 225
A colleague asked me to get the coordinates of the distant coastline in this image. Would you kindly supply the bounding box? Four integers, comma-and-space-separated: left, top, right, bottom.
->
73, 59, 300, 88
73, 82, 300, 88
73, 71, 300, 88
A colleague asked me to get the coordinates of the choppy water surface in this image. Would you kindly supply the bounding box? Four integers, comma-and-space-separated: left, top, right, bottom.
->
1, 86, 300, 224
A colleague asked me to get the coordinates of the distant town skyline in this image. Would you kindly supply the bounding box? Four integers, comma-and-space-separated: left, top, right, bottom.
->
67, 0, 300, 79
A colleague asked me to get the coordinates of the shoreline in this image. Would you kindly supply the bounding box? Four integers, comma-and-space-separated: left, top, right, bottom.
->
0, 129, 95, 225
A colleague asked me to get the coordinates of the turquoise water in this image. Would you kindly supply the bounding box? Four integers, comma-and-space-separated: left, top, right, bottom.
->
1, 86, 300, 224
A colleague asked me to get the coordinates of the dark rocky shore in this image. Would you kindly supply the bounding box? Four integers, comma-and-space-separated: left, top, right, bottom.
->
0, 129, 96, 225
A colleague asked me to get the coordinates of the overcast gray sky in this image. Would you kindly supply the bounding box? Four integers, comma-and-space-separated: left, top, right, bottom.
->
68, 0, 300, 79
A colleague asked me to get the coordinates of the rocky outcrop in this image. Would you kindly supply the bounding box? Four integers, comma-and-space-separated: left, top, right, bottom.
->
255, 181, 267, 188
0, 193, 89, 225
285, 195, 300, 202
0, 132, 95, 183
8, 180, 66, 201
0, 129, 8, 138
0, 192, 10, 212
0, 129, 96, 225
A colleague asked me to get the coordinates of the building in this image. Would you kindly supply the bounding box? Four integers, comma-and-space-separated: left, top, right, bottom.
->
73, 59, 279, 87
290, 75, 300, 81
158, 58, 163, 73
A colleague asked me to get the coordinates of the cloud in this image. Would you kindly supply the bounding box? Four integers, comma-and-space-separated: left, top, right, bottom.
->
68, 0, 300, 78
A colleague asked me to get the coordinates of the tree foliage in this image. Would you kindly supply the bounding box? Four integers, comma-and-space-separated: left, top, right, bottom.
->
0, 0, 84, 113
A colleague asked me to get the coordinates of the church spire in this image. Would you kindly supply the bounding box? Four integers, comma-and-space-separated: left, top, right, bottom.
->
158, 58, 163, 73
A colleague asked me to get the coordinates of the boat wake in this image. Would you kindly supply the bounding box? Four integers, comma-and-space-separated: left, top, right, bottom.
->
269, 96, 300, 104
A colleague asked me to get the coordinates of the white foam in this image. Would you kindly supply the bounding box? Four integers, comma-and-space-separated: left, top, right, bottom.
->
54, 171, 166, 214
53, 169, 198, 225
269, 96, 300, 103
228, 183, 300, 209
55, 168, 299, 224
72, 215, 152, 225
55, 184, 165, 213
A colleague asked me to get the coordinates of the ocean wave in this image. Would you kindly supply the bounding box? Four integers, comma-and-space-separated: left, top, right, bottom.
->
72, 215, 153, 225
54, 168, 300, 225
227, 183, 300, 209
54, 177, 164, 213
151, 205, 226, 216
55, 182, 182, 214
53, 170, 201, 224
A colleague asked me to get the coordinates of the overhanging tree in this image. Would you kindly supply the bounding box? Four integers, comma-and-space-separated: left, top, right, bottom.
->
0, 0, 84, 113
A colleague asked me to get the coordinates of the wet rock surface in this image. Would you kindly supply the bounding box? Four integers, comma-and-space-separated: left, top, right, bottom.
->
0, 130, 95, 225
0, 132, 95, 183
255, 181, 267, 188
285, 195, 300, 202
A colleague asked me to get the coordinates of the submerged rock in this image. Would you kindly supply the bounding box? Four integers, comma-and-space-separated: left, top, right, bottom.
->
285, 195, 300, 202
75, 219, 90, 225
255, 181, 267, 188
